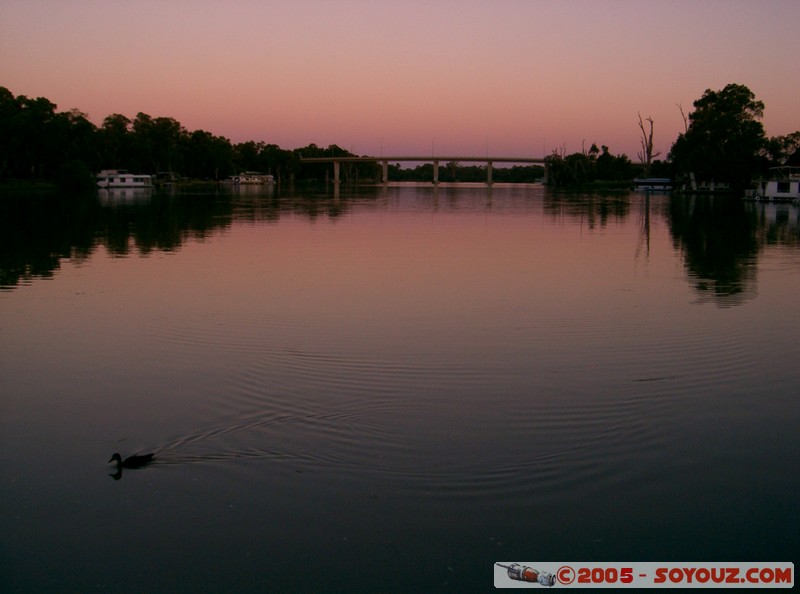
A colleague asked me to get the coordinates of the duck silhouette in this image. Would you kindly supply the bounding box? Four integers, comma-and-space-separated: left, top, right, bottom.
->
108, 452, 155, 480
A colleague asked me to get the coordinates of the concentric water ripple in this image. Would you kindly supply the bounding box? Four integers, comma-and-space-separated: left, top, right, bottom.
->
139, 283, 773, 508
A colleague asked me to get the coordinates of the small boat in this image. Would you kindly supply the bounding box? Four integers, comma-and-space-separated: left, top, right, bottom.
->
97, 169, 153, 189
633, 177, 672, 192
221, 171, 275, 185
746, 167, 800, 202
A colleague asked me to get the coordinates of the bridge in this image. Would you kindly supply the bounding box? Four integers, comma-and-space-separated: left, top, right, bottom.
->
299, 155, 546, 185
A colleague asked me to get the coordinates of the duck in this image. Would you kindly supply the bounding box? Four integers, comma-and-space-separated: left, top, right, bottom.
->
109, 452, 155, 468
108, 453, 155, 480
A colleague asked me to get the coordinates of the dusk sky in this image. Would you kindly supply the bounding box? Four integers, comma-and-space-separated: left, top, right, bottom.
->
2, 0, 798, 160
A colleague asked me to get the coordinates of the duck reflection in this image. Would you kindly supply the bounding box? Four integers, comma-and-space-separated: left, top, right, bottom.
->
108, 452, 155, 480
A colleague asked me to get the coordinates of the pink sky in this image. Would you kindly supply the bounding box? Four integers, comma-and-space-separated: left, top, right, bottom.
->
2, 0, 798, 159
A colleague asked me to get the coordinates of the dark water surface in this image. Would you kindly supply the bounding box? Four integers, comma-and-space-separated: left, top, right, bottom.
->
1, 184, 798, 592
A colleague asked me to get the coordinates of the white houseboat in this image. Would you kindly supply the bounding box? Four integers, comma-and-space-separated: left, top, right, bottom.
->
633, 178, 672, 192
96, 169, 153, 188
222, 172, 275, 185
746, 167, 800, 202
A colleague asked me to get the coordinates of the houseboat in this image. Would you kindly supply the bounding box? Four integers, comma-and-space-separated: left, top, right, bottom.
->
96, 169, 153, 189
746, 167, 800, 202
676, 173, 731, 193
633, 178, 672, 192
222, 172, 275, 185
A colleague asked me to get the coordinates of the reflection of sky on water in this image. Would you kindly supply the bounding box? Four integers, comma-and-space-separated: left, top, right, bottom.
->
1, 186, 799, 591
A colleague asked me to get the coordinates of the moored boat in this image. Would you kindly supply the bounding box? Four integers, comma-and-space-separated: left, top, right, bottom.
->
97, 169, 153, 188
222, 171, 275, 185
633, 177, 672, 192
746, 167, 800, 202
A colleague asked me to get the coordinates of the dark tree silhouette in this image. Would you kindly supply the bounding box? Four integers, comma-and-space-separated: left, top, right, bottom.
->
669, 83, 766, 191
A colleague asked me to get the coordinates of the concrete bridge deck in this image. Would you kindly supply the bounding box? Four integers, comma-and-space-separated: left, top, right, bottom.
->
300, 155, 546, 185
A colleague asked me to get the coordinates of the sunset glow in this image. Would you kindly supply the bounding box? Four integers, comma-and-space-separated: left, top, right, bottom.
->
1, 0, 798, 159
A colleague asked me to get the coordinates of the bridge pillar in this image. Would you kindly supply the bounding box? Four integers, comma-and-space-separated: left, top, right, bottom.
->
381, 160, 388, 185
487, 161, 493, 185
333, 161, 340, 185
433, 160, 439, 185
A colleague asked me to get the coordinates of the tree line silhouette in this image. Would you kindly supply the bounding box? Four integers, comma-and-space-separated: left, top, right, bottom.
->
0, 86, 546, 188
0, 86, 383, 188
546, 84, 799, 191
2, 83, 797, 190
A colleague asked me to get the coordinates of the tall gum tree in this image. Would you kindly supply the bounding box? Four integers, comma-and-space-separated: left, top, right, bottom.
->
669, 83, 766, 192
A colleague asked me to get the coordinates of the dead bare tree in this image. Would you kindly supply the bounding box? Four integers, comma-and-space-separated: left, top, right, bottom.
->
637, 113, 661, 177
676, 103, 688, 133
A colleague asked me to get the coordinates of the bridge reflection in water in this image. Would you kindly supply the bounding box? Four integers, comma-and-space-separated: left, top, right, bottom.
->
300, 155, 546, 185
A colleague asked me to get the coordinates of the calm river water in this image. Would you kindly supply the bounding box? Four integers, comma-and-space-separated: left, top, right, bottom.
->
1, 184, 798, 592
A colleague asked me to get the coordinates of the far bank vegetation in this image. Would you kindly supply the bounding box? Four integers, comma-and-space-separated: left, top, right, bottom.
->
1, 84, 797, 190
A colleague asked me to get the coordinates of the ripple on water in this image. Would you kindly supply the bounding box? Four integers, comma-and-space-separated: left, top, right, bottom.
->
140, 285, 769, 504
